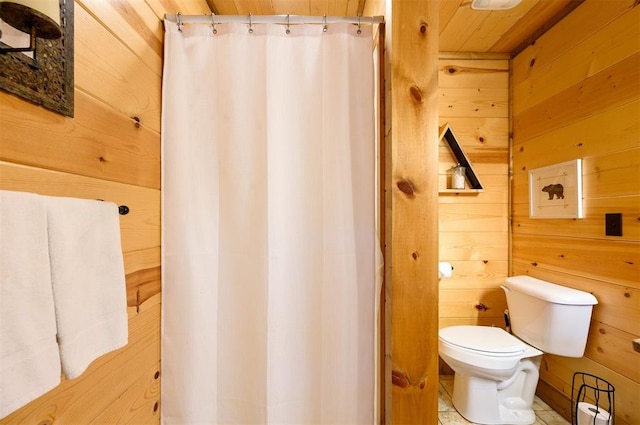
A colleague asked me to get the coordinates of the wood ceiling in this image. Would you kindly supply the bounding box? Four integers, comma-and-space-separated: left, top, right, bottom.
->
202, 0, 584, 56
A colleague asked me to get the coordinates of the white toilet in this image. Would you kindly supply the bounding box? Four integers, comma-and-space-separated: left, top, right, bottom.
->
439, 275, 598, 425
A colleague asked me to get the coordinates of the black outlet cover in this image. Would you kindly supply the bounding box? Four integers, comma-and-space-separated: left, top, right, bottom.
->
605, 213, 623, 237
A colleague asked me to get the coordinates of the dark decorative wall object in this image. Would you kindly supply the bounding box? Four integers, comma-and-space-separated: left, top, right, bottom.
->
439, 123, 484, 190
0, 0, 73, 117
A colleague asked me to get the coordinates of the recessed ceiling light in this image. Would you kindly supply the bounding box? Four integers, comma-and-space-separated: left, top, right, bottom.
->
471, 0, 523, 10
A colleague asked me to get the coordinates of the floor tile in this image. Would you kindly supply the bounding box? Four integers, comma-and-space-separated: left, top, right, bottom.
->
438, 410, 477, 424
536, 410, 571, 425
438, 387, 456, 412
532, 396, 553, 411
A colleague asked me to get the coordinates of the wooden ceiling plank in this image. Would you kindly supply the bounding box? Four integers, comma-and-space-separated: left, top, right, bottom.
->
462, 0, 540, 52
270, 0, 308, 15
439, 2, 489, 52
439, 0, 464, 36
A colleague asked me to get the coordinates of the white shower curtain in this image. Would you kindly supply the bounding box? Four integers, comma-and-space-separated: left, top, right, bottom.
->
161, 19, 376, 425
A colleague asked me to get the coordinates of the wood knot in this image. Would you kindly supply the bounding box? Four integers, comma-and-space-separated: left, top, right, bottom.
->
153, 401, 159, 412
412, 252, 418, 260
99, 156, 107, 163
519, 146, 524, 152
529, 58, 536, 68
478, 136, 485, 143
396, 179, 416, 197
392, 370, 410, 388
409, 85, 423, 103
475, 303, 489, 311
531, 262, 538, 267
624, 292, 631, 298
599, 328, 606, 334
483, 260, 489, 264
392, 369, 427, 391
154, 371, 160, 379
131, 115, 141, 128
419, 23, 427, 34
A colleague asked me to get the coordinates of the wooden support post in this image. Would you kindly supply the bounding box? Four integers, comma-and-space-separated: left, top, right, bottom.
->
389, 1, 439, 423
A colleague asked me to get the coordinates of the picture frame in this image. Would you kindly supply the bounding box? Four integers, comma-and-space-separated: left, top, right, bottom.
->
529, 159, 583, 219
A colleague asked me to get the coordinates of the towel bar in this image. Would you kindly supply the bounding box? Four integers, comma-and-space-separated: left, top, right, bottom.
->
96, 199, 129, 215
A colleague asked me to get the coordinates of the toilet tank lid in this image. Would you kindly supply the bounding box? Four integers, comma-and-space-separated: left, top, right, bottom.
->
439, 326, 526, 355
504, 276, 598, 306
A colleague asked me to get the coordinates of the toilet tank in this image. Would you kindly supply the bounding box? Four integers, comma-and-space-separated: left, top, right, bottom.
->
502, 275, 598, 358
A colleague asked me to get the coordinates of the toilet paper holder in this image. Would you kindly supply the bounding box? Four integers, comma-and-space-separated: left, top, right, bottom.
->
571, 372, 615, 425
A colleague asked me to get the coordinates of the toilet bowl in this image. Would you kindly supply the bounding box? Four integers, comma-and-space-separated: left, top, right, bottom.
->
439, 326, 543, 424
438, 275, 598, 425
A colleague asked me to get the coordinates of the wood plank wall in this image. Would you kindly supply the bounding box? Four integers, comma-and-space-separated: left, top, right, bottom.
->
0, 1, 207, 423
511, 1, 640, 424
437, 54, 510, 339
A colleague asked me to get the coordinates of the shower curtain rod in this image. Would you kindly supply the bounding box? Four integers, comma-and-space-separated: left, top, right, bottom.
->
165, 13, 384, 26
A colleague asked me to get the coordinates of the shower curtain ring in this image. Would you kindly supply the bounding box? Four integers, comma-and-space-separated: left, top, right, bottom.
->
248, 13, 253, 34
176, 12, 183, 32
323, 15, 327, 32
211, 13, 217, 35
286, 14, 290, 34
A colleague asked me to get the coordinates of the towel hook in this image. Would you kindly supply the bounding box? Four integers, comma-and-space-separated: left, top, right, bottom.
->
248, 13, 253, 34
286, 14, 290, 34
323, 15, 327, 32
211, 13, 217, 35
176, 12, 183, 32
357, 15, 362, 34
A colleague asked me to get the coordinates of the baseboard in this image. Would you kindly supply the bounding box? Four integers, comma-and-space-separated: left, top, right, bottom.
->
535, 379, 572, 423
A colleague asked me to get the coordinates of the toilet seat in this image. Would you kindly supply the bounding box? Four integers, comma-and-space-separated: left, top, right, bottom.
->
439, 326, 534, 375
439, 326, 526, 356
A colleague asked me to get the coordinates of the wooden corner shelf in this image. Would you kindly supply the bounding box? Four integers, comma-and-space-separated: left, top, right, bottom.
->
439, 123, 484, 192
438, 188, 483, 195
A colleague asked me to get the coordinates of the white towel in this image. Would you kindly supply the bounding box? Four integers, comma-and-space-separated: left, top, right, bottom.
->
45, 196, 128, 380
0, 191, 61, 419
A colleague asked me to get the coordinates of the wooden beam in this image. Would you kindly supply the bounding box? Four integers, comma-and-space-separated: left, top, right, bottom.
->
390, 1, 439, 423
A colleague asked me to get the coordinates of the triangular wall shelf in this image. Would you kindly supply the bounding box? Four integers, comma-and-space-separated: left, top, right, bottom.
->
439, 123, 484, 193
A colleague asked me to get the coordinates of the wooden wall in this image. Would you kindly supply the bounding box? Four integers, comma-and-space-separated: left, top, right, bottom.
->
511, 1, 640, 424
437, 54, 510, 338
0, 0, 205, 423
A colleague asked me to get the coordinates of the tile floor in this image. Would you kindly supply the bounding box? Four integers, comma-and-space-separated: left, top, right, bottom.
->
438, 375, 571, 425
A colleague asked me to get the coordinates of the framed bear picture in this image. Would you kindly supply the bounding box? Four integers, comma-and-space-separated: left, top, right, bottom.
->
529, 159, 583, 219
